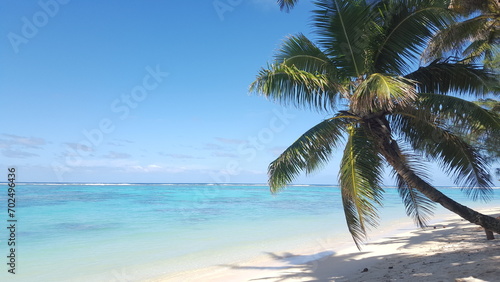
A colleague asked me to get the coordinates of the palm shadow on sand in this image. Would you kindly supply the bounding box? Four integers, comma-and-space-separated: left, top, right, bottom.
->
222, 222, 499, 282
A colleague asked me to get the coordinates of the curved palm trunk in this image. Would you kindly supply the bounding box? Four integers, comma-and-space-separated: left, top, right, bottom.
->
366, 117, 500, 234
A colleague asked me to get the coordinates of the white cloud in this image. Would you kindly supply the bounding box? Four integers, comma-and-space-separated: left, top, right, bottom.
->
159, 152, 202, 159
65, 142, 95, 153
215, 137, 246, 145
212, 151, 239, 158
103, 151, 132, 159
59, 158, 136, 168
106, 139, 134, 147
0, 134, 47, 159
2, 149, 39, 158
0, 134, 46, 149
203, 143, 228, 151
125, 164, 185, 174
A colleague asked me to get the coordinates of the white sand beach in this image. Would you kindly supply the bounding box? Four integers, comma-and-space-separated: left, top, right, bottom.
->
152, 208, 500, 282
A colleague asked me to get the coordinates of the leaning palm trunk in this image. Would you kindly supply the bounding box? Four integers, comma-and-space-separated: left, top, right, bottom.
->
251, 0, 500, 246
366, 117, 500, 234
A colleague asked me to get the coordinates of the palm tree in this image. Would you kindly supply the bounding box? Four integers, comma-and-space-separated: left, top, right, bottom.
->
251, 0, 500, 247
423, 0, 499, 69
465, 99, 500, 180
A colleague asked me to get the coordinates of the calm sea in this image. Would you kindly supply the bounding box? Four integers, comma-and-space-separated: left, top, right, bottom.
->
0, 183, 497, 281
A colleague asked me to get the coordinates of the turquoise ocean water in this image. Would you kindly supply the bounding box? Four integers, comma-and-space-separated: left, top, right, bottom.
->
0, 183, 498, 281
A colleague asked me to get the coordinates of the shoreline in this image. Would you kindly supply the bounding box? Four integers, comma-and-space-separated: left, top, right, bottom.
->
150, 208, 500, 282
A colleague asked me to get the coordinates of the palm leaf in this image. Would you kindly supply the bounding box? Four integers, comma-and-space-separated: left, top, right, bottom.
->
405, 59, 500, 95
392, 111, 493, 201
339, 125, 384, 249
276, 34, 339, 77
313, 0, 372, 76
448, 0, 498, 14
422, 16, 494, 62
390, 149, 435, 227
462, 40, 500, 67
268, 116, 352, 192
352, 73, 417, 114
277, 0, 299, 12
395, 174, 435, 228
418, 93, 500, 133
250, 63, 341, 112
371, 0, 452, 74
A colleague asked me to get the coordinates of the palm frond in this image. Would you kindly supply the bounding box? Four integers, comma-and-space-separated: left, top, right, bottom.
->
391, 111, 493, 201
418, 93, 500, 133
449, 0, 498, 15
423, 16, 493, 62
250, 63, 341, 112
395, 175, 436, 228
268, 116, 352, 192
352, 73, 417, 114
339, 125, 384, 249
390, 149, 435, 227
371, 0, 452, 74
277, 0, 299, 12
276, 34, 340, 78
462, 40, 500, 67
405, 59, 500, 95
313, 0, 372, 76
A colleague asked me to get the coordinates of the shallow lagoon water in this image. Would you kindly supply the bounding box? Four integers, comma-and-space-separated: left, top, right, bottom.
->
0, 183, 498, 281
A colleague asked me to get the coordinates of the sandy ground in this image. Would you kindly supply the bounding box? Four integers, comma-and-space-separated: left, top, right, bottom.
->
151, 208, 500, 282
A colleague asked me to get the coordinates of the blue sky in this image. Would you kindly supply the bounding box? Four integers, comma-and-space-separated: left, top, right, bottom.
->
1, 0, 498, 185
